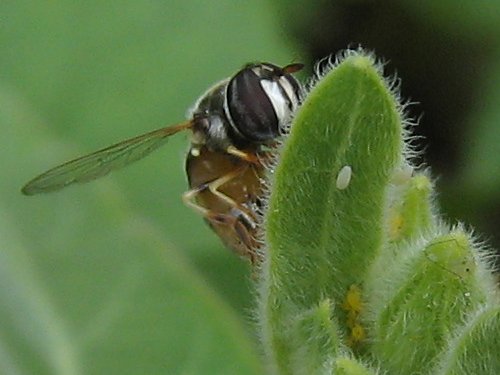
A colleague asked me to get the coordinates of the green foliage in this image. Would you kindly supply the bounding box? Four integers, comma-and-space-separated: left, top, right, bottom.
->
259, 50, 500, 374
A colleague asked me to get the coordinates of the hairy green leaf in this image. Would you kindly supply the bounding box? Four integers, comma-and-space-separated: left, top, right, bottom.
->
260, 51, 404, 373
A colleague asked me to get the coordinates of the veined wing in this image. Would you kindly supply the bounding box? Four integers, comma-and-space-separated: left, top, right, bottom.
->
21, 121, 193, 195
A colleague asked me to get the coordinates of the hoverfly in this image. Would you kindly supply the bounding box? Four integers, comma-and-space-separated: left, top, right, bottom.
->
21, 62, 303, 263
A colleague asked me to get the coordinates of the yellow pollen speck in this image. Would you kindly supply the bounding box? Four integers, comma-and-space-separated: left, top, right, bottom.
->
342, 284, 365, 347
389, 212, 404, 240
351, 324, 366, 342
343, 285, 363, 312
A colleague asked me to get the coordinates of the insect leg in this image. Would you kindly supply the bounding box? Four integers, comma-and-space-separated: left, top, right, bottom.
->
182, 167, 259, 259
206, 165, 258, 223
226, 146, 259, 164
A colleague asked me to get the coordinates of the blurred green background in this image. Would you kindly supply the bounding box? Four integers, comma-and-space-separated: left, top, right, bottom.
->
1, 1, 499, 374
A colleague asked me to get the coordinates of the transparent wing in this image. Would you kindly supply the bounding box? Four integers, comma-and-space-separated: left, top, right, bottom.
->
21, 121, 193, 195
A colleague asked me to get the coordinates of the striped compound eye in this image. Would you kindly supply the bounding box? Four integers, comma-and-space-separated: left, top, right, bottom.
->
224, 63, 302, 144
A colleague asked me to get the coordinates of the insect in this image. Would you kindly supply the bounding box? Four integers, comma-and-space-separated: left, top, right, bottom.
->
21, 62, 303, 263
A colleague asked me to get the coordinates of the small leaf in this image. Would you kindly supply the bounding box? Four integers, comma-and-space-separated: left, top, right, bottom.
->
288, 299, 341, 374
386, 171, 435, 244
335, 357, 379, 375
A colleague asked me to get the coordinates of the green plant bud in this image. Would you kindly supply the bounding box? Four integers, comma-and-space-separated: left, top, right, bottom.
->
386, 171, 435, 244
335, 357, 379, 375
370, 228, 490, 374
288, 299, 341, 374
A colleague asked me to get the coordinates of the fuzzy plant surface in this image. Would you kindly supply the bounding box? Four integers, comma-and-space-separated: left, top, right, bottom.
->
257, 50, 500, 375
